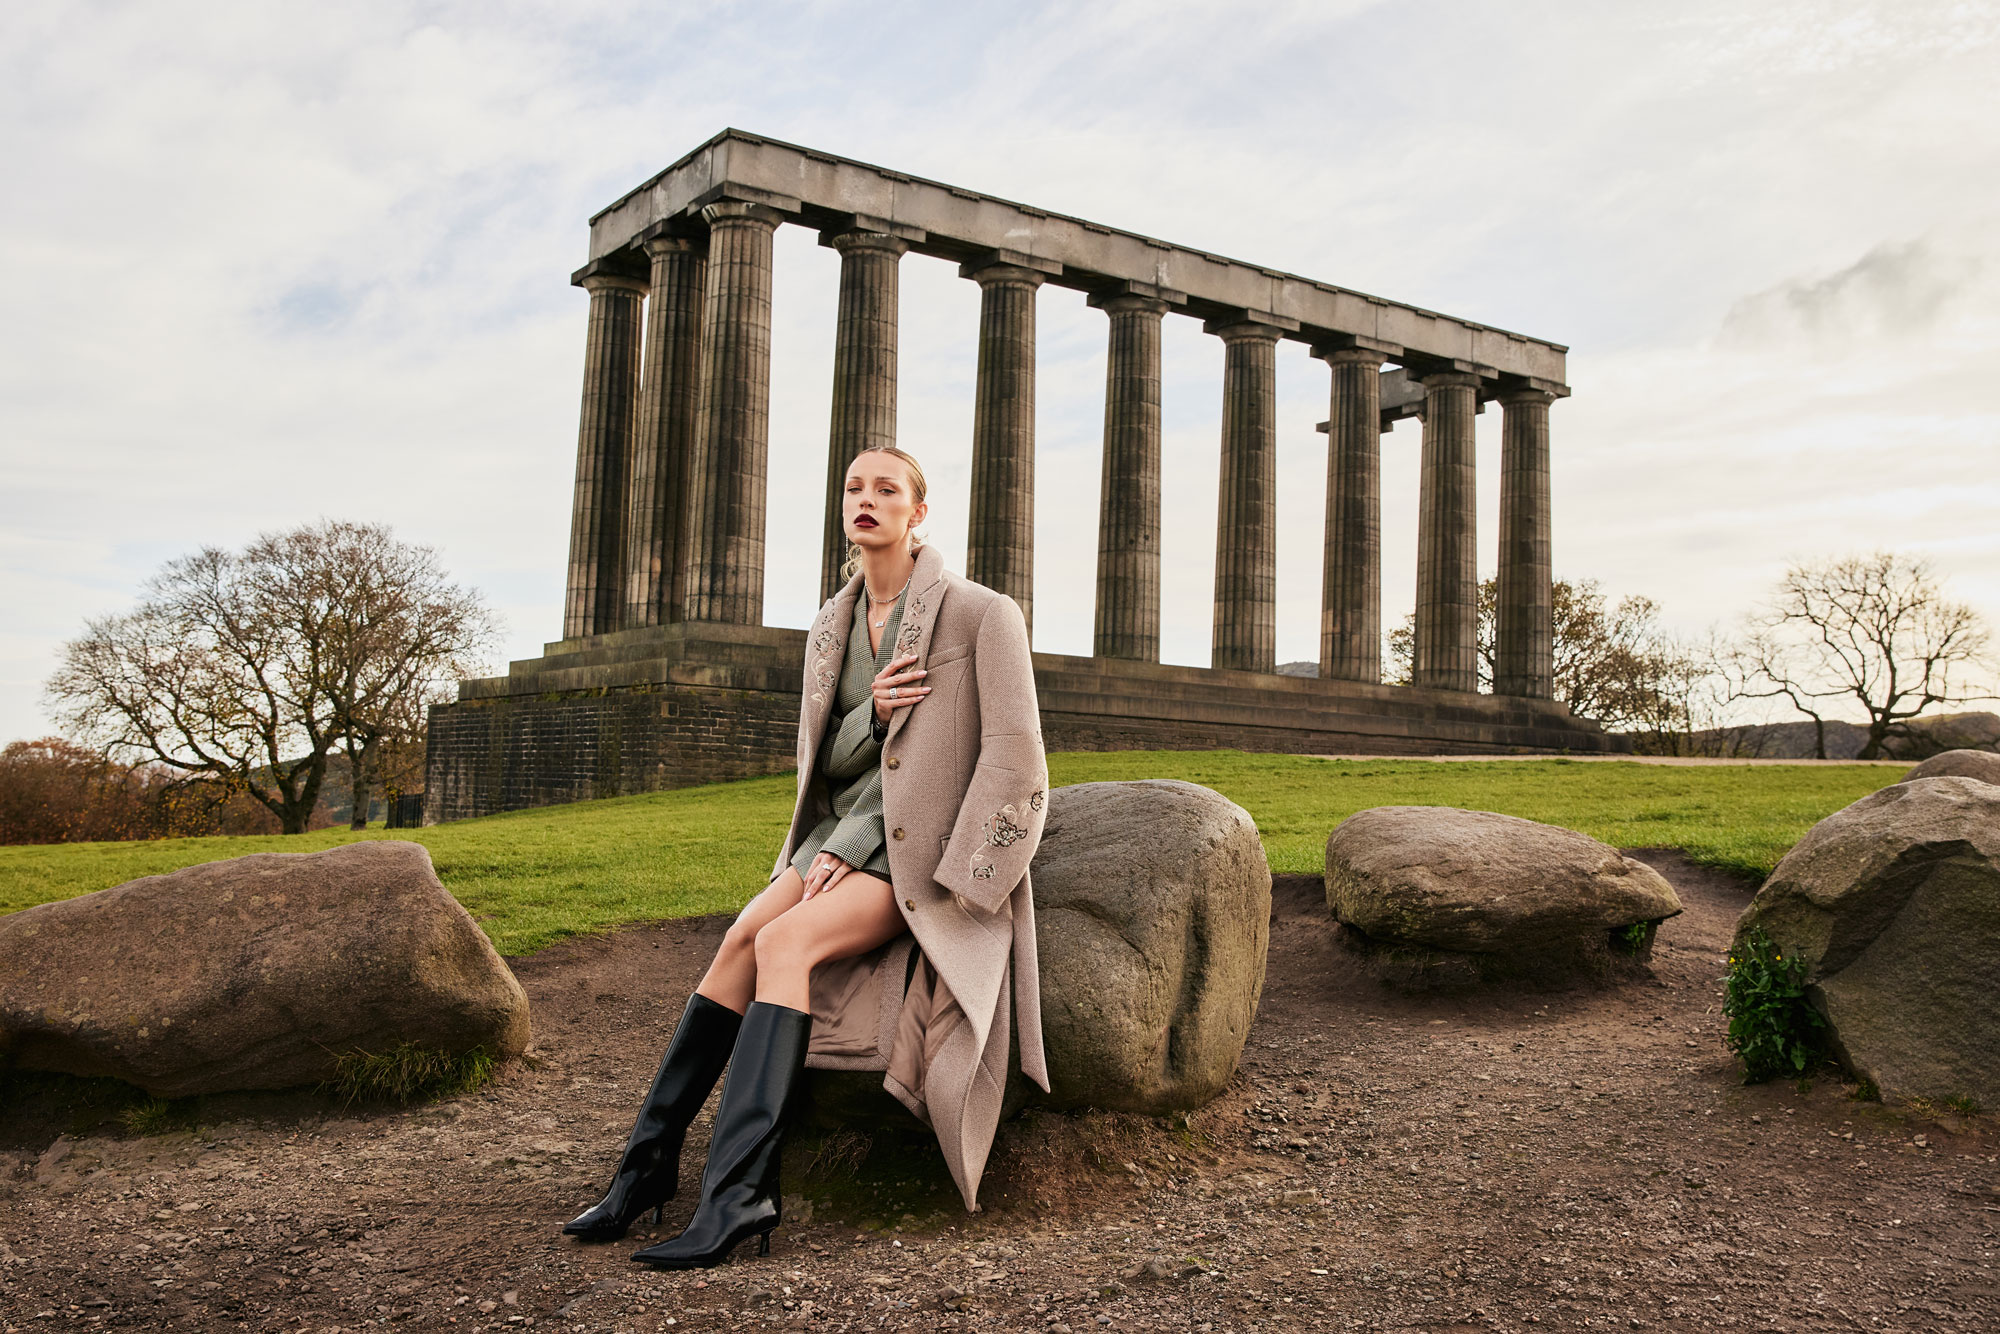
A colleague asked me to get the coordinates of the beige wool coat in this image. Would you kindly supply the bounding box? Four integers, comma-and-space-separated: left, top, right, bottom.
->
773, 540, 1050, 1211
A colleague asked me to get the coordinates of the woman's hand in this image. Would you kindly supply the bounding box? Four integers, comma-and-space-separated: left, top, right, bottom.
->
871, 653, 929, 724
801, 851, 854, 901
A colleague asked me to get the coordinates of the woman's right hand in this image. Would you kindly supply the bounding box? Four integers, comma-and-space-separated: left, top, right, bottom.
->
871, 653, 929, 724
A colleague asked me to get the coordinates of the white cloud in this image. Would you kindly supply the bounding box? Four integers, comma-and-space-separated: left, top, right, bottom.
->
4, 0, 1998, 741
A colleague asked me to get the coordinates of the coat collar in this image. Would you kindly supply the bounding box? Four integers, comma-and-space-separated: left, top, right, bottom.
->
800, 543, 949, 759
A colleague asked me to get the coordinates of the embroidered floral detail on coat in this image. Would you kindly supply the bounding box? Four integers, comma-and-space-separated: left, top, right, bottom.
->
807, 624, 842, 706
965, 788, 1045, 883
895, 593, 927, 657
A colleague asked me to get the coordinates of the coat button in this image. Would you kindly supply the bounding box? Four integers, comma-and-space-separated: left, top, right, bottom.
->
904, 898, 916, 911
892, 827, 905, 840
885, 756, 899, 770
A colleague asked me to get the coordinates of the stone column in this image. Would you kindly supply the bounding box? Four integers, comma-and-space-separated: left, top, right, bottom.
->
562, 268, 646, 641
963, 260, 1043, 633
623, 237, 705, 627
820, 230, 909, 601
1210, 321, 1283, 673
1413, 370, 1481, 692
1496, 388, 1556, 698
1090, 293, 1169, 661
1316, 347, 1386, 682
681, 202, 783, 625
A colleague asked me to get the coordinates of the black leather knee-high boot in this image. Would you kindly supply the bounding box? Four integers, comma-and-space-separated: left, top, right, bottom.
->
628, 1001, 811, 1269
562, 992, 742, 1242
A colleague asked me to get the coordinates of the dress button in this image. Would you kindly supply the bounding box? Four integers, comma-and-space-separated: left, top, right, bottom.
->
904, 898, 916, 912
892, 827, 904, 840
885, 757, 900, 770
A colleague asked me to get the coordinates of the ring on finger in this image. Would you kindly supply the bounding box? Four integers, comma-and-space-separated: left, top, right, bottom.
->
888, 685, 898, 698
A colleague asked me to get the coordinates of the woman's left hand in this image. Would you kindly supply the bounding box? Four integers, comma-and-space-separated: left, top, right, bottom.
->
801, 851, 854, 901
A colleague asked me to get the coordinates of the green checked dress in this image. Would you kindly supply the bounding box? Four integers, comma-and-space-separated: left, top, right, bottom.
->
788, 584, 908, 879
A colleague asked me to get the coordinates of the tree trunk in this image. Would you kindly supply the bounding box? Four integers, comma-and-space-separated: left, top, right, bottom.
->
1812, 716, 1827, 761
349, 737, 377, 831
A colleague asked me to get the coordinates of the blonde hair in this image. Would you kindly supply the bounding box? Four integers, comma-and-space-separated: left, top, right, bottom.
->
839, 446, 928, 583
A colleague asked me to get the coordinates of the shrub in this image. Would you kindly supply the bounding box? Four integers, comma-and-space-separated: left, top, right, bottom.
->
1723, 926, 1826, 1083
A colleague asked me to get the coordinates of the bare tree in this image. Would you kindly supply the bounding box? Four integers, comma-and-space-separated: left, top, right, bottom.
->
47, 521, 496, 834
1732, 551, 1995, 759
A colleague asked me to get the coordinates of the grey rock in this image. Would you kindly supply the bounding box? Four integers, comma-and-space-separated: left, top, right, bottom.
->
812, 781, 1269, 1121
1033, 780, 1270, 1113
1899, 749, 2000, 787
0, 841, 530, 1097
1324, 806, 1682, 986
1736, 776, 2000, 1106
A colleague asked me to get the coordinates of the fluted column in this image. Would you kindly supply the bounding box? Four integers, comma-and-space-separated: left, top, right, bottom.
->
624, 237, 706, 627
1210, 321, 1282, 673
820, 231, 909, 601
682, 202, 782, 625
963, 260, 1043, 633
1317, 347, 1385, 682
1091, 293, 1168, 661
1413, 370, 1481, 692
563, 269, 646, 641
1496, 388, 1556, 698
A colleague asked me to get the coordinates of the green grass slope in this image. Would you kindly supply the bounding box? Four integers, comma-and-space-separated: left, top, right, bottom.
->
0, 753, 1902, 956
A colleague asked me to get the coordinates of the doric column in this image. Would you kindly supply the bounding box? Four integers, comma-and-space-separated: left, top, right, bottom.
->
1090, 293, 1169, 661
682, 202, 783, 625
1209, 320, 1283, 673
1413, 370, 1481, 692
624, 236, 705, 627
562, 267, 646, 641
820, 230, 909, 601
1316, 346, 1386, 682
963, 259, 1043, 633
1496, 388, 1557, 698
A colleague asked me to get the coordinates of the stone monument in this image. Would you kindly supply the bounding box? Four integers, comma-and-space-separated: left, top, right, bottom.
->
425, 130, 1623, 822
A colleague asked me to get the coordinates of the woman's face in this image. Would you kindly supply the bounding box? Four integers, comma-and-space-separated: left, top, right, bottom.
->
843, 452, 926, 556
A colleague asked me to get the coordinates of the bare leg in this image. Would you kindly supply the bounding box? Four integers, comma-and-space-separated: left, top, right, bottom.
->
694, 867, 807, 1015
750, 872, 905, 1013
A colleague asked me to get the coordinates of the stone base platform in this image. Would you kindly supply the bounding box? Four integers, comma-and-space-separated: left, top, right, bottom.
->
423, 622, 1629, 823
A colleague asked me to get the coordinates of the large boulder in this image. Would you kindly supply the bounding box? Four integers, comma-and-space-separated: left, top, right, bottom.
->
0, 840, 530, 1097
1899, 749, 2000, 787
808, 781, 1269, 1123
1031, 780, 1270, 1113
1735, 776, 2000, 1106
1325, 806, 1683, 986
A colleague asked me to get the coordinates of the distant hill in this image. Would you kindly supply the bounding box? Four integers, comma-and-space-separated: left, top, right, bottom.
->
1687, 711, 2000, 761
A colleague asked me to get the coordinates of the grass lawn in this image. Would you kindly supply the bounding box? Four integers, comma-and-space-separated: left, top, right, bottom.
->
0, 752, 1903, 956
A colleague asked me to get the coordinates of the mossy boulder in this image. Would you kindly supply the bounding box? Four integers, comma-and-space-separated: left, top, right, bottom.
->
1736, 776, 2000, 1106
0, 841, 530, 1097
1324, 806, 1682, 988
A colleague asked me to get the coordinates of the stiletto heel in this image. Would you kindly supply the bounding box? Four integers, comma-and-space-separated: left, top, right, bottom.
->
631, 1003, 810, 1271
563, 994, 742, 1243
651, 1205, 663, 1224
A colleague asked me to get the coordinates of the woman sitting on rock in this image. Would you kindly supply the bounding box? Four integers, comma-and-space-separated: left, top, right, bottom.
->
562, 444, 1051, 1269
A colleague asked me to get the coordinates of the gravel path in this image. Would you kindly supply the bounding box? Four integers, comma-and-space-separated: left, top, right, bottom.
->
3, 850, 1994, 1332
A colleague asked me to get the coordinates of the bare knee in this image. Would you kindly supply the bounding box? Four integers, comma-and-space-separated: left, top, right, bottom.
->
719, 915, 763, 960
751, 915, 815, 980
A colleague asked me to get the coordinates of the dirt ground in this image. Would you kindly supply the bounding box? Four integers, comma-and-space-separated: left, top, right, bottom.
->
4, 850, 1996, 1333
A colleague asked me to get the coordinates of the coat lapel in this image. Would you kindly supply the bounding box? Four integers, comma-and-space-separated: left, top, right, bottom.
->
800, 573, 863, 767
884, 542, 948, 750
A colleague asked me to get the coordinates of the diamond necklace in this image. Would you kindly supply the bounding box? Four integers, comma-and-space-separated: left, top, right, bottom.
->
866, 570, 913, 629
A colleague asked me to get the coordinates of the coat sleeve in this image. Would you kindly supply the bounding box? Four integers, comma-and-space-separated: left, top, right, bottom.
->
932, 595, 1048, 914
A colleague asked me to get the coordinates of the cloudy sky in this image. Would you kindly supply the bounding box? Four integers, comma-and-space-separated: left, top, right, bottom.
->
3, 0, 1996, 744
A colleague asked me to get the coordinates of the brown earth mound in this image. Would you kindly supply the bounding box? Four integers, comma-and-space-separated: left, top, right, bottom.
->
2, 849, 1994, 1331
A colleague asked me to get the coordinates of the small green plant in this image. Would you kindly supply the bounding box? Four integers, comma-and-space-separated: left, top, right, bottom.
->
1722, 926, 1826, 1083
321, 1043, 495, 1108
1945, 1094, 1982, 1116
120, 1096, 200, 1136
1611, 921, 1654, 956
1848, 1077, 1880, 1102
